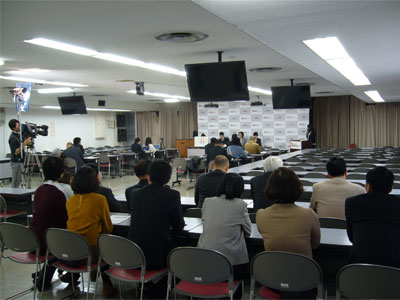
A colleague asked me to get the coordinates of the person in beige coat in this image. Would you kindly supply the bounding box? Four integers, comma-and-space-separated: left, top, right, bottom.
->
256, 167, 320, 259
310, 157, 365, 219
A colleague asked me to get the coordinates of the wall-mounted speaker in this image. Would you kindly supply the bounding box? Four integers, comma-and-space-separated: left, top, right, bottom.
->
117, 128, 127, 142
116, 114, 126, 127
98, 100, 106, 106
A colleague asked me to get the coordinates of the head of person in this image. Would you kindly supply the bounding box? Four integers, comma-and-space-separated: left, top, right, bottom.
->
231, 133, 238, 141
42, 156, 64, 181
58, 170, 73, 185
326, 157, 347, 178
366, 167, 394, 194
66, 142, 73, 149
250, 136, 257, 142
210, 137, 217, 144
211, 155, 229, 172
8, 119, 19, 131
73, 137, 81, 146
52, 148, 62, 158
84, 163, 102, 184
231, 136, 241, 146
238, 131, 244, 138
265, 167, 304, 203
216, 173, 244, 200
134, 137, 141, 144
253, 132, 259, 137
149, 160, 172, 186
201, 133, 206, 137
219, 132, 225, 139
134, 159, 151, 180
145, 137, 152, 146
263, 156, 283, 173
71, 166, 99, 194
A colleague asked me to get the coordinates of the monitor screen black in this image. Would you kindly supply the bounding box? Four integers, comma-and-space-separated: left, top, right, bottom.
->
57, 96, 87, 115
271, 85, 311, 109
185, 60, 250, 102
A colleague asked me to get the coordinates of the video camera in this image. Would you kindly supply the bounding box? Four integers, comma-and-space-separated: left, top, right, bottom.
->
22, 122, 49, 140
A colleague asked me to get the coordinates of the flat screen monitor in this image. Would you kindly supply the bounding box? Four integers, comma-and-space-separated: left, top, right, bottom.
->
185, 61, 250, 102
271, 85, 311, 109
57, 96, 87, 115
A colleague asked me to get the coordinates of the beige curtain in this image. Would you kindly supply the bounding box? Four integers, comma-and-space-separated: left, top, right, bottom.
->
136, 111, 161, 145
159, 102, 198, 148
314, 95, 400, 148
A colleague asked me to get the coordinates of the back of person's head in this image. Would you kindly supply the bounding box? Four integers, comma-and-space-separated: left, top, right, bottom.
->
145, 137, 152, 145
231, 136, 241, 146
326, 157, 346, 177
58, 170, 73, 184
71, 166, 99, 194
52, 148, 62, 157
149, 160, 172, 186
366, 167, 394, 194
8, 119, 19, 130
201, 133, 206, 137
231, 133, 238, 140
265, 167, 303, 203
253, 132, 258, 137
250, 136, 256, 142
213, 155, 229, 170
134, 137, 141, 144
85, 163, 99, 174
134, 159, 150, 178
219, 132, 224, 137
210, 137, 217, 144
73, 137, 81, 145
216, 173, 244, 200
43, 156, 64, 181
66, 142, 73, 148
263, 156, 283, 172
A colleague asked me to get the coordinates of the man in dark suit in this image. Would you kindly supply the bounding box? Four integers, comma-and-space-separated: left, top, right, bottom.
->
217, 131, 230, 147
128, 160, 185, 269
206, 140, 228, 164
85, 163, 120, 212
345, 167, 400, 268
125, 159, 150, 210
250, 156, 283, 211
62, 142, 85, 169
195, 155, 229, 207
73, 137, 85, 155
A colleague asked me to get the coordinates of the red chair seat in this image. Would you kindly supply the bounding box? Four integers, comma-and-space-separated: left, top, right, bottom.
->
55, 261, 98, 272
176, 280, 240, 296
107, 267, 166, 281
10, 252, 46, 264
259, 286, 281, 299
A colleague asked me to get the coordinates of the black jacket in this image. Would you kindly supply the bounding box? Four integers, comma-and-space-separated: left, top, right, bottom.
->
62, 146, 85, 168
125, 179, 149, 210
345, 192, 400, 268
206, 145, 228, 163
96, 186, 120, 212
195, 169, 226, 208
131, 143, 146, 159
250, 172, 274, 211
127, 184, 185, 268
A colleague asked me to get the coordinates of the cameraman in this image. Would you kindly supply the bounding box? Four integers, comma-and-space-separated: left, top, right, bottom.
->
8, 119, 31, 187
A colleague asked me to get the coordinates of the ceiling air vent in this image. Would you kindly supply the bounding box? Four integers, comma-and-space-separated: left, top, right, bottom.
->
155, 32, 208, 43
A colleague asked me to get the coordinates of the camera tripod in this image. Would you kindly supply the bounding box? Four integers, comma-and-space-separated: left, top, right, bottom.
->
22, 146, 44, 189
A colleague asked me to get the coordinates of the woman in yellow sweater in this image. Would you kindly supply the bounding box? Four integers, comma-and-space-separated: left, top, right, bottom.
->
67, 166, 116, 298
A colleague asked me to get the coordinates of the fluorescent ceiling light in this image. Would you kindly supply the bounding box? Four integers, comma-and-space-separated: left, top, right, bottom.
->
41, 106, 131, 112
37, 87, 74, 94
364, 90, 385, 102
303, 36, 371, 86
6, 68, 50, 75
164, 98, 180, 103
127, 90, 190, 100
0, 75, 88, 87
248, 86, 272, 95
326, 58, 371, 86
24, 38, 99, 56
25, 38, 186, 77
303, 37, 349, 60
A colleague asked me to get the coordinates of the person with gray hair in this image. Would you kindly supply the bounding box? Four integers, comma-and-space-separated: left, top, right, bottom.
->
250, 156, 283, 211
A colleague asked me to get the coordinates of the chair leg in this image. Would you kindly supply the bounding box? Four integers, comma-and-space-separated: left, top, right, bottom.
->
86, 272, 91, 300
32, 260, 40, 300
119, 280, 123, 300
140, 279, 144, 300
93, 264, 101, 299
41, 261, 48, 300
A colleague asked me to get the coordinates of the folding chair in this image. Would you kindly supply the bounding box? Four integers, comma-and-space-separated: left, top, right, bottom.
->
319, 217, 346, 229
95, 234, 167, 300
0, 222, 45, 300
183, 208, 202, 218
167, 247, 243, 300
0, 195, 27, 223
98, 153, 114, 178
303, 172, 327, 179
171, 158, 187, 186
300, 180, 313, 186
250, 251, 323, 300
43, 228, 96, 300
336, 263, 400, 299
347, 174, 366, 180
63, 157, 77, 174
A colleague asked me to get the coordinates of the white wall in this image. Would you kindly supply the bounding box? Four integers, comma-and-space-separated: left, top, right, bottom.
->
1, 108, 121, 157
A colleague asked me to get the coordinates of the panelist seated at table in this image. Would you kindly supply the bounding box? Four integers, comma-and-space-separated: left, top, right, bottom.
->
145, 137, 156, 153
125, 159, 150, 210
227, 136, 247, 159
195, 155, 229, 208
345, 167, 400, 268
250, 156, 283, 211
85, 163, 120, 212
245, 136, 261, 154
131, 137, 146, 160
217, 131, 230, 147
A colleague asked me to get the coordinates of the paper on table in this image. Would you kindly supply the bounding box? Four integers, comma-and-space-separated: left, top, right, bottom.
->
110, 214, 130, 224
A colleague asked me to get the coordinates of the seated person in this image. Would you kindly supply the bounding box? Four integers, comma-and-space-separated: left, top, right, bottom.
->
204, 137, 216, 152
85, 163, 120, 212
253, 131, 262, 147
250, 156, 283, 211
58, 170, 74, 200
245, 136, 261, 154
195, 155, 229, 208
131, 137, 146, 159
67, 166, 116, 297
227, 136, 247, 159
238, 131, 248, 148
30, 156, 68, 290
206, 139, 228, 164
73, 137, 85, 155
345, 167, 400, 268
217, 131, 230, 147
125, 159, 151, 209
310, 157, 365, 219
198, 173, 251, 293
145, 137, 157, 153
62, 140, 85, 169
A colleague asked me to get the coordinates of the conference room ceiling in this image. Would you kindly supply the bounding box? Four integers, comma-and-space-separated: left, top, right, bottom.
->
0, 1, 399, 112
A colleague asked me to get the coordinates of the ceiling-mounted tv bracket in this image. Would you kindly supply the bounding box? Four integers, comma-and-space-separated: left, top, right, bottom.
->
290, 79, 294, 86
217, 51, 224, 63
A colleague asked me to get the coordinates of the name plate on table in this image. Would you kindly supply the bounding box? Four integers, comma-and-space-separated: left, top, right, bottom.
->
290, 140, 302, 150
